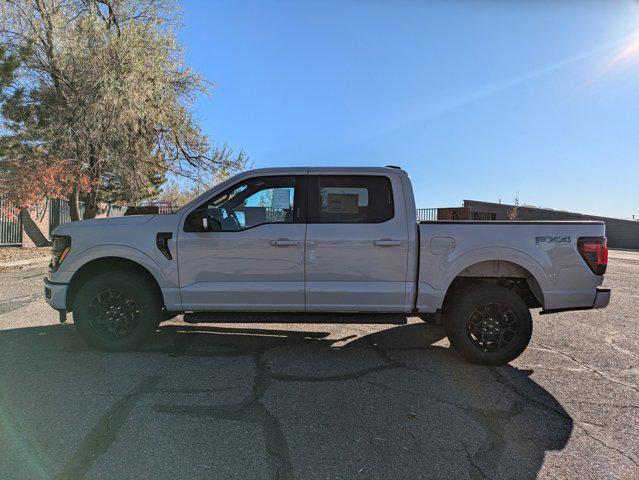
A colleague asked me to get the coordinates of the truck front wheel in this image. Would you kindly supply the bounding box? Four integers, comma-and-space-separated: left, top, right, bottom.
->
73, 271, 162, 351
444, 284, 532, 365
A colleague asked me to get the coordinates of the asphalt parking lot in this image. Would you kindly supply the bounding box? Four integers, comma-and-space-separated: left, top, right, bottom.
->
0, 251, 637, 480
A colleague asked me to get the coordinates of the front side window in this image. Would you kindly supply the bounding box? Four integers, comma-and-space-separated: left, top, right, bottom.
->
195, 176, 298, 231
310, 175, 394, 223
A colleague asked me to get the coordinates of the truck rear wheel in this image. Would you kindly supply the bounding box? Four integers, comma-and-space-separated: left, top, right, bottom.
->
73, 271, 162, 351
444, 284, 532, 365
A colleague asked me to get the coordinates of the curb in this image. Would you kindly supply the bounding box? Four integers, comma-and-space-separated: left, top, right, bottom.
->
0, 256, 51, 268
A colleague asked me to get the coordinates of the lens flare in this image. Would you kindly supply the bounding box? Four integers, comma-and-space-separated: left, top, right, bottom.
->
607, 31, 639, 68
600, 3, 639, 74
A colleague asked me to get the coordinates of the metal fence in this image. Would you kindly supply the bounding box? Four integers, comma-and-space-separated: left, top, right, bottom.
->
416, 208, 438, 221
104, 204, 127, 217
48, 199, 126, 234
0, 198, 23, 246
1, 197, 129, 246
48, 198, 85, 236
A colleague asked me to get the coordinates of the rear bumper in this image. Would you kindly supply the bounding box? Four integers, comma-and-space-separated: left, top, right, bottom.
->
541, 287, 611, 314
43, 278, 68, 310
592, 287, 611, 309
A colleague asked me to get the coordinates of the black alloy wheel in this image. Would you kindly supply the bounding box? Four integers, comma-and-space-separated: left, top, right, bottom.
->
466, 302, 519, 353
87, 289, 141, 340
444, 284, 533, 365
73, 271, 163, 351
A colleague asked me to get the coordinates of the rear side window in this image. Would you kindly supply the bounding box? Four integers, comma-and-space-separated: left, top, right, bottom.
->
309, 175, 394, 223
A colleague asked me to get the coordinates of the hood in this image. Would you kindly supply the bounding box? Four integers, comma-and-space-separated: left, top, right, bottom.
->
52, 214, 156, 235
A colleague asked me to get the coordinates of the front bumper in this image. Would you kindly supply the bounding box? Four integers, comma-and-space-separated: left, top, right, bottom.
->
43, 278, 68, 310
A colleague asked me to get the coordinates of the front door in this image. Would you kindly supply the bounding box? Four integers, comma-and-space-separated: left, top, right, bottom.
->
178, 175, 307, 311
305, 173, 410, 312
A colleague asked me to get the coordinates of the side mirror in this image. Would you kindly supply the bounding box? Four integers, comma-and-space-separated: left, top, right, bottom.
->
207, 216, 222, 231
185, 209, 221, 232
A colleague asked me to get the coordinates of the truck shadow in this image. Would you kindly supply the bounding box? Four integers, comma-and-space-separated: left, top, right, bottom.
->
0, 321, 572, 480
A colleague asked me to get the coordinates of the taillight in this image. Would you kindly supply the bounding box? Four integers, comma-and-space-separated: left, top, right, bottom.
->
577, 236, 608, 275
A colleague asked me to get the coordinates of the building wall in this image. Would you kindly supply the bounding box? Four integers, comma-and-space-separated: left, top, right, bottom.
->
464, 200, 639, 250
20, 202, 50, 247
436, 207, 470, 220
19, 200, 126, 247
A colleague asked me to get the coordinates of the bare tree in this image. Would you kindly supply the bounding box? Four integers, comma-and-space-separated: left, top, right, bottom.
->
507, 192, 520, 220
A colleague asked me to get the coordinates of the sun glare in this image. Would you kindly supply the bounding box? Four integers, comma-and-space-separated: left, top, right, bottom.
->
608, 31, 639, 68
602, 3, 639, 72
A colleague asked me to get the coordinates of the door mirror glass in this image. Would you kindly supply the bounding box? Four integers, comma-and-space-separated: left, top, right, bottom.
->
208, 216, 222, 231
186, 209, 210, 232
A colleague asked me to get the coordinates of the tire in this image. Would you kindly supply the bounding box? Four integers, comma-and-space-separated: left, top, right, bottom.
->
444, 284, 532, 365
73, 271, 163, 351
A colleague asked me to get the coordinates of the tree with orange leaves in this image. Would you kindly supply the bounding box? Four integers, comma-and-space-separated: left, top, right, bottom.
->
0, 1, 245, 220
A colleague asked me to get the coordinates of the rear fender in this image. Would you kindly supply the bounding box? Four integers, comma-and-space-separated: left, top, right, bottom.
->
418, 246, 549, 312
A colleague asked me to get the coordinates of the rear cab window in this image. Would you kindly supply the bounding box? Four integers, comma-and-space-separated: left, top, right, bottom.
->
309, 175, 394, 223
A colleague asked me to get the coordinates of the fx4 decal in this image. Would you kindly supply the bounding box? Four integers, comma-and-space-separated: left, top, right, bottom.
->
536, 236, 571, 245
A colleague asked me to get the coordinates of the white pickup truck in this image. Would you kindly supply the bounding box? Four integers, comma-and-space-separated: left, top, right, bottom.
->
44, 167, 610, 364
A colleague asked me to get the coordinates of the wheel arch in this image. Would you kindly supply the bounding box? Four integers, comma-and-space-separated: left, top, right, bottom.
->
66, 257, 165, 312
442, 257, 546, 311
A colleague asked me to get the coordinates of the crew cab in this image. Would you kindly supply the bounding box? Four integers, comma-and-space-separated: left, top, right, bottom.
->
44, 167, 611, 364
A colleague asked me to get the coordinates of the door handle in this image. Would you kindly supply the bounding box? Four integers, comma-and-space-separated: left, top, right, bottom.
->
374, 239, 401, 247
271, 239, 299, 247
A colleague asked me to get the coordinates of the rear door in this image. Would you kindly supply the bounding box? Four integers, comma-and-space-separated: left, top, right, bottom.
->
305, 173, 410, 312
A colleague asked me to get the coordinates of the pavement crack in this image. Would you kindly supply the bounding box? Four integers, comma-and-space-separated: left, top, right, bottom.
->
462, 442, 493, 480
55, 376, 161, 480
533, 341, 639, 396
564, 400, 639, 410
154, 401, 294, 480
366, 380, 421, 397
490, 368, 572, 421
272, 363, 407, 383
154, 351, 294, 480
371, 375, 524, 479
363, 336, 397, 364
576, 424, 639, 468
149, 336, 413, 478
0, 292, 43, 315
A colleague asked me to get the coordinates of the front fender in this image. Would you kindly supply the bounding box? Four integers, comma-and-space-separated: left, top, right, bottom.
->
52, 244, 181, 311
55, 244, 170, 284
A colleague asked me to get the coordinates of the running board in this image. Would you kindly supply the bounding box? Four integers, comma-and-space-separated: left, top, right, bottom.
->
183, 312, 408, 325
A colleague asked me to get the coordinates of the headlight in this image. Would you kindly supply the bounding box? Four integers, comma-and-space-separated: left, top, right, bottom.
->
50, 235, 71, 271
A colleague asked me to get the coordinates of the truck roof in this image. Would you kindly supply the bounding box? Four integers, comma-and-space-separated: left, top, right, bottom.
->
241, 166, 408, 175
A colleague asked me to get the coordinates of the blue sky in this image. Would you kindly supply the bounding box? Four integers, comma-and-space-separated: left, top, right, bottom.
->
178, 0, 639, 219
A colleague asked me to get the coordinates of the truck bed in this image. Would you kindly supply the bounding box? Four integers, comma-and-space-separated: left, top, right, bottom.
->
419, 220, 606, 225
415, 220, 606, 313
